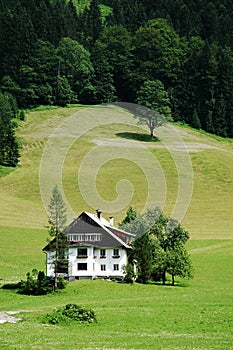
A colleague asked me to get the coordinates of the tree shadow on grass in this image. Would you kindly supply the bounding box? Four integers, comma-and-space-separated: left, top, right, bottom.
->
116, 132, 159, 142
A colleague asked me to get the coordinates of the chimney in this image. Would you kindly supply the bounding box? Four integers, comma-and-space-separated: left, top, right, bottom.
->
109, 216, 114, 226
96, 209, 102, 221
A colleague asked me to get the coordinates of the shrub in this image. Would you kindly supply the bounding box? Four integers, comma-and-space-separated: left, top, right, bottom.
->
57, 276, 67, 290
44, 303, 97, 325
19, 110, 25, 121
17, 269, 67, 295
123, 263, 135, 283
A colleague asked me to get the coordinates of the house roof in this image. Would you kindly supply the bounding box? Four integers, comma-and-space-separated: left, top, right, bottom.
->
43, 211, 135, 251
84, 212, 134, 248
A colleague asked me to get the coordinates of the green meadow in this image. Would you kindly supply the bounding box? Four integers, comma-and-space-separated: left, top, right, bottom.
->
0, 105, 233, 349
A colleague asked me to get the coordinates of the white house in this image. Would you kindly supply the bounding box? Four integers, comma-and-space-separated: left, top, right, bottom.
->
43, 210, 135, 280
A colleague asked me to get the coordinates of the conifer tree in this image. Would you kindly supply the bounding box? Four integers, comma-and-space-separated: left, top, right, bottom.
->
47, 185, 68, 291
0, 92, 20, 167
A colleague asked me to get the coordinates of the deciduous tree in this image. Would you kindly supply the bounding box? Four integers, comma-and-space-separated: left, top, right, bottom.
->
136, 79, 171, 137
121, 206, 193, 285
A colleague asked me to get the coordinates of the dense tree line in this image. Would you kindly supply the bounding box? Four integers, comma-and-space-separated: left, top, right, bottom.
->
1, 0, 233, 168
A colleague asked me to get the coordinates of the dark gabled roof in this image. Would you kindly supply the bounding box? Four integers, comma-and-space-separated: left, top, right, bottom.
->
43, 232, 68, 252
86, 211, 135, 247
43, 211, 136, 252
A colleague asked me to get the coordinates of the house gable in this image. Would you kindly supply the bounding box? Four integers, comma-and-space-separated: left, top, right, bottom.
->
43, 211, 136, 280
65, 212, 133, 248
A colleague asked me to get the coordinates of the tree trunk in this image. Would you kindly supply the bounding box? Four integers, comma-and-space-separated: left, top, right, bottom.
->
162, 270, 166, 285
54, 261, 58, 291
150, 127, 154, 138
54, 234, 58, 291
172, 274, 175, 286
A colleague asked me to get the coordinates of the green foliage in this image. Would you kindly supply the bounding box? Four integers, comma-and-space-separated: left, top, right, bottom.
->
44, 303, 97, 325
80, 0, 103, 47
166, 247, 194, 286
47, 185, 68, 290
123, 263, 135, 283
91, 40, 116, 102
1, 1, 233, 136
121, 206, 163, 237
120, 206, 137, 226
16, 269, 67, 295
19, 110, 26, 121
97, 25, 133, 100
133, 231, 153, 284
54, 76, 73, 107
134, 18, 182, 85
48, 185, 67, 232
56, 37, 94, 102
122, 206, 193, 285
17, 270, 53, 295
108, 0, 146, 32
136, 80, 171, 136
0, 92, 20, 167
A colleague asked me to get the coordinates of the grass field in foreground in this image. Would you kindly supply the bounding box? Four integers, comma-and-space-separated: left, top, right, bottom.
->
0, 240, 233, 350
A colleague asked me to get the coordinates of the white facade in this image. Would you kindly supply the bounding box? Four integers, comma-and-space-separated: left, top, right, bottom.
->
46, 246, 128, 280
44, 211, 135, 281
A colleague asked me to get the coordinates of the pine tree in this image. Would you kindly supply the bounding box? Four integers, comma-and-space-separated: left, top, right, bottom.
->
81, 0, 102, 48
192, 107, 201, 129
91, 40, 116, 103
47, 185, 68, 291
0, 92, 20, 167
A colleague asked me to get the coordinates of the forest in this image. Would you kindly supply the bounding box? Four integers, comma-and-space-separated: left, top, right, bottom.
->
1, 0, 233, 165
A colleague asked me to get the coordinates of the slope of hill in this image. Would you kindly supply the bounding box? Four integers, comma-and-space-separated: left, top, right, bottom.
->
1, 105, 233, 239
1, 104, 233, 283
1, 106, 233, 349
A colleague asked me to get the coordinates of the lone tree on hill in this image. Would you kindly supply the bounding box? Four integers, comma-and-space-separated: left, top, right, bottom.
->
47, 185, 68, 291
136, 80, 171, 138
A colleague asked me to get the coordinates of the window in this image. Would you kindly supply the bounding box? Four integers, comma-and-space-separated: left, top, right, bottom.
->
68, 234, 102, 242
113, 264, 119, 271
77, 248, 88, 258
77, 263, 87, 270
113, 248, 120, 258
101, 264, 106, 271
100, 249, 106, 258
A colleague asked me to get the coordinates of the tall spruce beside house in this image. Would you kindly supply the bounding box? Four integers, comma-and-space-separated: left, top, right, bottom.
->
46, 185, 68, 291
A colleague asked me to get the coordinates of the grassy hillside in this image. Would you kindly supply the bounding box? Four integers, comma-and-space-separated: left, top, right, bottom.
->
1, 105, 233, 236
0, 104, 232, 283
0, 105, 233, 349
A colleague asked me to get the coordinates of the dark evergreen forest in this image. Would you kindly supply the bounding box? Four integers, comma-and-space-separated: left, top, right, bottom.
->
1, 0, 233, 165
